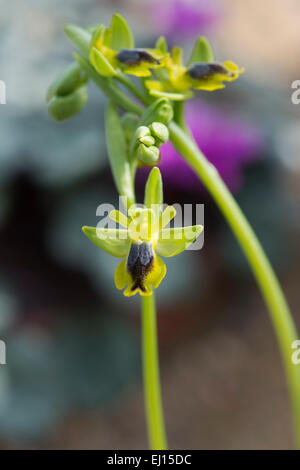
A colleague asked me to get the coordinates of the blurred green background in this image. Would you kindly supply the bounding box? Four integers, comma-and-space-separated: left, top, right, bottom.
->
0, 0, 300, 449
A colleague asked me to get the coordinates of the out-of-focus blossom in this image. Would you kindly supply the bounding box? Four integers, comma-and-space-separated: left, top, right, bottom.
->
150, 0, 220, 39
140, 102, 263, 194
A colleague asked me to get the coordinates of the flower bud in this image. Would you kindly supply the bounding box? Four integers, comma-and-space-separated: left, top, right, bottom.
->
48, 85, 88, 121
139, 135, 156, 146
134, 126, 151, 140
138, 144, 160, 165
149, 122, 169, 145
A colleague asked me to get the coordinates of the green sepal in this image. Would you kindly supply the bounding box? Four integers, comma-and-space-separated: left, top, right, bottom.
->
149, 89, 194, 101
156, 225, 203, 257
48, 85, 88, 121
187, 36, 214, 65
82, 226, 130, 258
139, 98, 174, 127
109, 13, 134, 50
105, 101, 135, 206
46, 62, 87, 102
64, 24, 91, 56
89, 24, 105, 49
90, 46, 117, 76
155, 36, 168, 54
144, 167, 163, 209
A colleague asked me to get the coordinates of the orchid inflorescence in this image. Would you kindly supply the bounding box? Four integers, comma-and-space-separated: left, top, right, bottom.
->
46, 13, 244, 296
46, 12, 300, 451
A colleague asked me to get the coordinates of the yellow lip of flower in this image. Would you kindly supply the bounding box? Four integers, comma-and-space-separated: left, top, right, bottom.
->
145, 46, 244, 98
82, 205, 203, 297
186, 60, 244, 91
90, 30, 168, 78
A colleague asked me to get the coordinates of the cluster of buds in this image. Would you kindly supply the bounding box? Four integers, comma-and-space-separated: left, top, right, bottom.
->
134, 122, 169, 165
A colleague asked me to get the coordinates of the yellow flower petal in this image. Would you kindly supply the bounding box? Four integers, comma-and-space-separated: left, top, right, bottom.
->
146, 254, 166, 288
114, 259, 130, 290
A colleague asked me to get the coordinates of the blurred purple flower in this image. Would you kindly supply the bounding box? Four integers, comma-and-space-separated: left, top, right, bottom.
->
139, 101, 264, 194
151, 0, 220, 38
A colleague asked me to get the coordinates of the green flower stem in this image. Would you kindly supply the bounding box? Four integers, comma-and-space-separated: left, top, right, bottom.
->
142, 293, 168, 450
74, 54, 143, 115
169, 120, 300, 448
115, 73, 148, 105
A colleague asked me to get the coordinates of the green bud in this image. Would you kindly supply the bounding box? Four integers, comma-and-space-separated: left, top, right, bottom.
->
144, 167, 163, 208
46, 62, 87, 102
48, 85, 88, 121
139, 135, 156, 146
138, 144, 160, 165
149, 122, 169, 145
135, 126, 151, 140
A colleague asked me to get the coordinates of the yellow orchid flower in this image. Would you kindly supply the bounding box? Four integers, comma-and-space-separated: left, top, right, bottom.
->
89, 16, 168, 78
82, 168, 203, 297
145, 46, 244, 100
83, 205, 202, 297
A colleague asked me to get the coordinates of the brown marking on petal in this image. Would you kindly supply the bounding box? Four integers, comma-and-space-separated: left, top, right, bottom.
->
187, 62, 229, 80
116, 49, 160, 66
127, 242, 154, 292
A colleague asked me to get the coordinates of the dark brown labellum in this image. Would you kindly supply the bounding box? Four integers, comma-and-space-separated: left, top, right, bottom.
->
116, 49, 159, 66
127, 242, 154, 292
187, 62, 229, 80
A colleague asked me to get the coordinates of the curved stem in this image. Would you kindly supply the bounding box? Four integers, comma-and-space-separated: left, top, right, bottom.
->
169, 120, 300, 448
142, 293, 168, 450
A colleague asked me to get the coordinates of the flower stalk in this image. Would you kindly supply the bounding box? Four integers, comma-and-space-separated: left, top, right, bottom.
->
142, 293, 168, 450
169, 119, 300, 447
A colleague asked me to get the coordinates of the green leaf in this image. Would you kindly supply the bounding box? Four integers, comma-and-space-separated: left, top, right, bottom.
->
156, 225, 203, 257
144, 167, 163, 209
48, 85, 88, 121
82, 226, 130, 258
155, 36, 168, 54
64, 24, 91, 56
109, 13, 134, 50
90, 47, 117, 76
187, 36, 214, 65
105, 101, 135, 206
46, 62, 87, 102
120, 113, 139, 143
